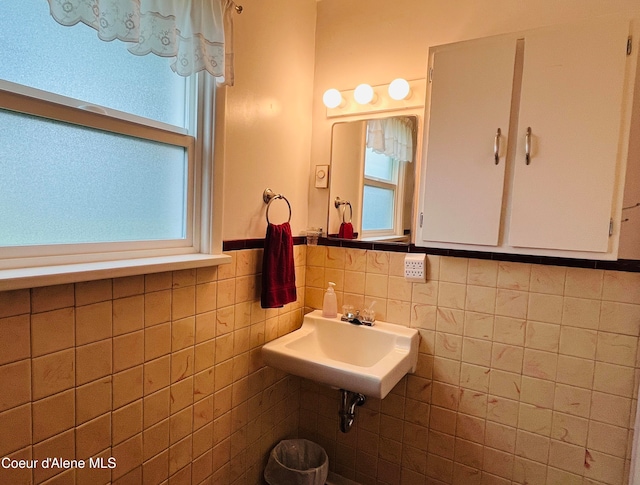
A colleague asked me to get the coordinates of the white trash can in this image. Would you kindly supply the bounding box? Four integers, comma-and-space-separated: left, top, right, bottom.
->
264, 439, 329, 485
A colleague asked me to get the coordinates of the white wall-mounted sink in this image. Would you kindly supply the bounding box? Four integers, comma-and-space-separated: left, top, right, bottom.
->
262, 310, 419, 399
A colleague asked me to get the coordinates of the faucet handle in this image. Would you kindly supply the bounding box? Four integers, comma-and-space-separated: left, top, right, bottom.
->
361, 308, 375, 325
341, 305, 355, 319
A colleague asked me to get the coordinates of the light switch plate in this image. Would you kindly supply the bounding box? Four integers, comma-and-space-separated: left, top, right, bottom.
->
315, 165, 329, 188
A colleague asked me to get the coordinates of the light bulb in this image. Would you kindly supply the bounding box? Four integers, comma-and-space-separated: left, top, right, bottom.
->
322, 88, 342, 109
388, 78, 411, 100
354, 83, 375, 105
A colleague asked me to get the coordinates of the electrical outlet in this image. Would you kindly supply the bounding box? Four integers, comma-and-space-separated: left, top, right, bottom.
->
404, 253, 427, 283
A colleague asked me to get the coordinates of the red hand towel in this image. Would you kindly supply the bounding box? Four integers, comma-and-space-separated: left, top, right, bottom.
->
338, 222, 354, 239
261, 222, 297, 308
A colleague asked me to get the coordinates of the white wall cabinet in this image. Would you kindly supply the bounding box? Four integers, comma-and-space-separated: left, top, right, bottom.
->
418, 16, 638, 259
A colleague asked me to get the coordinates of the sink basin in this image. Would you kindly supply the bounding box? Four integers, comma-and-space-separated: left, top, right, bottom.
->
262, 310, 419, 399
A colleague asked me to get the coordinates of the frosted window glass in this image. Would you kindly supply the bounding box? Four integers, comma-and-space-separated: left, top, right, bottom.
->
362, 186, 394, 231
0, 110, 187, 246
0, 0, 188, 128
364, 148, 396, 182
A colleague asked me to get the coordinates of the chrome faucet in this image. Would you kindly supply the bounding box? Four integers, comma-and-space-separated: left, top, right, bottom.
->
341, 309, 375, 326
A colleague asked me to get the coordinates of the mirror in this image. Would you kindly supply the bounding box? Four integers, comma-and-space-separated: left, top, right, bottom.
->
328, 115, 417, 243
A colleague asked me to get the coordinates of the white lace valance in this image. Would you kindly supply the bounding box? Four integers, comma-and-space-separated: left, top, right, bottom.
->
47, 0, 234, 82
366, 117, 414, 163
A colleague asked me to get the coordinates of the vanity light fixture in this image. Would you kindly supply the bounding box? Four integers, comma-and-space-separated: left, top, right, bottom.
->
353, 83, 376, 105
323, 78, 426, 118
322, 88, 344, 109
388, 78, 411, 101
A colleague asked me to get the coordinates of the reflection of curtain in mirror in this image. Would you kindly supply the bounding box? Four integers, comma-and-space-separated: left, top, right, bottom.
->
366, 117, 414, 162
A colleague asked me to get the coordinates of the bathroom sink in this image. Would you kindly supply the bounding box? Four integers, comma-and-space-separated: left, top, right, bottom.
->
262, 310, 419, 399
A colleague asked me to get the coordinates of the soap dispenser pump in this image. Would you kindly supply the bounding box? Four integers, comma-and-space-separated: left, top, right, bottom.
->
322, 282, 338, 318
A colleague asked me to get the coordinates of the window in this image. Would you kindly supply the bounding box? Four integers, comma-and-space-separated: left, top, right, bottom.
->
361, 147, 403, 237
0, 0, 225, 285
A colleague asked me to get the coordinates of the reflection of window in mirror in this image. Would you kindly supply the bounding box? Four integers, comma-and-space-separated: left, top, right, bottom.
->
362, 148, 401, 236
361, 117, 413, 240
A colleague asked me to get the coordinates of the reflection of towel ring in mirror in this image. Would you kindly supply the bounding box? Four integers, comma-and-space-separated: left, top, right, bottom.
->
334, 197, 352, 223
342, 202, 352, 223
263, 188, 292, 224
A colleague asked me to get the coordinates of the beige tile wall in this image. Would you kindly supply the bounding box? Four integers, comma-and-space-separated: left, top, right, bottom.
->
2, 244, 639, 485
0, 246, 306, 485
302, 246, 640, 485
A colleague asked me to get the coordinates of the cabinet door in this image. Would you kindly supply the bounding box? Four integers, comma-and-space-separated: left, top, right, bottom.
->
421, 37, 516, 246
509, 18, 630, 252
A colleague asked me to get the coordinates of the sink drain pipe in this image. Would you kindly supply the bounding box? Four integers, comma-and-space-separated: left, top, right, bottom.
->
339, 390, 366, 433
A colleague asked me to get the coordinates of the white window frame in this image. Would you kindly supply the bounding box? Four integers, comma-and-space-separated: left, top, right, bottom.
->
0, 74, 229, 291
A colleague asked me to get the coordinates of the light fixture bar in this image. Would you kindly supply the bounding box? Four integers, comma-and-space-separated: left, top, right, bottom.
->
325, 79, 426, 118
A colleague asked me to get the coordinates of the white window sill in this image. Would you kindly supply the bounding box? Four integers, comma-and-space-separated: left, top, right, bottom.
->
0, 253, 232, 291
360, 235, 410, 243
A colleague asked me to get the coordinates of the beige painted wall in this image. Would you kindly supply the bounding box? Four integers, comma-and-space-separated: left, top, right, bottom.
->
221, 0, 317, 240
619, 57, 640, 259
308, 0, 640, 233
219, 0, 640, 244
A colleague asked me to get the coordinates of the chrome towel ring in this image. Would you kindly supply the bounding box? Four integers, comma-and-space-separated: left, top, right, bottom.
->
263, 188, 292, 224
334, 197, 353, 223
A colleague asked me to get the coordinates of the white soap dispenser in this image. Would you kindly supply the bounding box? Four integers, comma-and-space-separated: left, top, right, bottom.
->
322, 282, 338, 318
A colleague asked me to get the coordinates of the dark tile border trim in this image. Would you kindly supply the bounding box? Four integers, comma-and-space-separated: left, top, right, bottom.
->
223, 237, 306, 252
223, 238, 640, 273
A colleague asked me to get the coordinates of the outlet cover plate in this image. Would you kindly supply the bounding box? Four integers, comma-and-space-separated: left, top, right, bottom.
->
404, 253, 427, 283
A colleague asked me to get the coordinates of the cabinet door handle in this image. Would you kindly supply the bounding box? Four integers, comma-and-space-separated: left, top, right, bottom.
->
494, 128, 501, 165
525, 127, 532, 165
